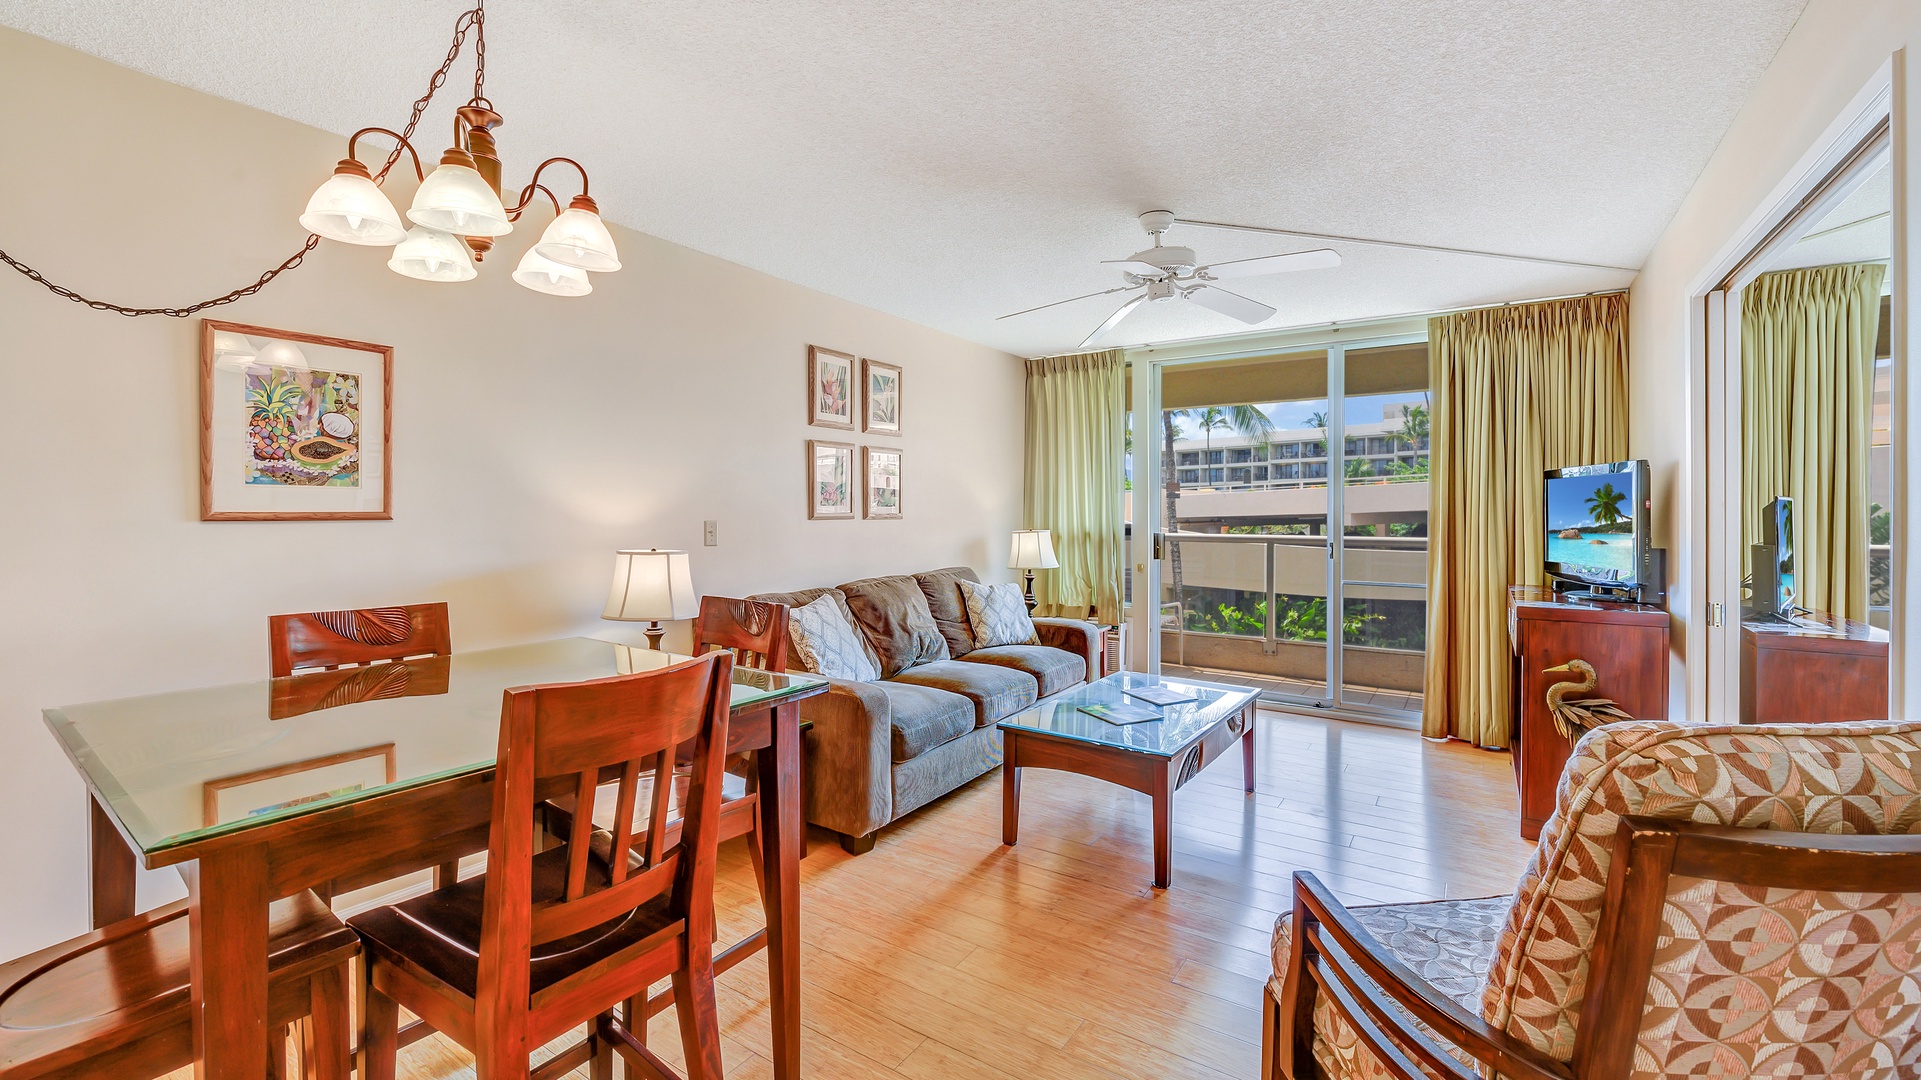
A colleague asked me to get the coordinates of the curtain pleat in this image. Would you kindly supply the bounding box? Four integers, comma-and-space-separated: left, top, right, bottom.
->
1024, 349, 1126, 625
1423, 294, 1629, 748
1740, 263, 1884, 622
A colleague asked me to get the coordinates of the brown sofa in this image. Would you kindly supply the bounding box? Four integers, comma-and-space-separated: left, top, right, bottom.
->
750, 566, 1101, 853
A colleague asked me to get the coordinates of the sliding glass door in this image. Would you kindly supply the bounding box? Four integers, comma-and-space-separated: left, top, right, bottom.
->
1129, 334, 1429, 723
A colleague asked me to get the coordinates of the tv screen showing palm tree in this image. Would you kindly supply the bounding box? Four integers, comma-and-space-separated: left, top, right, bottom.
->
1545, 469, 1638, 579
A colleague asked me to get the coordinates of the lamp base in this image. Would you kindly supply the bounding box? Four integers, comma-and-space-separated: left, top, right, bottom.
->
1023, 570, 1038, 613
643, 622, 667, 652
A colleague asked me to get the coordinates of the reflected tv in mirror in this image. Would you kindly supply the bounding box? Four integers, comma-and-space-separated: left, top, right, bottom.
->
1544, 461, 1651, 589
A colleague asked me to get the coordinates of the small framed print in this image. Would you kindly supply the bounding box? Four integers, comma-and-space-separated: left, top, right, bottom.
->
808, 439, 856, 519
807, 345, 856, 429
863, 446, 902, 519
202, 743, 397, 827
862, 358, 902, 435
201, 320, 392, 520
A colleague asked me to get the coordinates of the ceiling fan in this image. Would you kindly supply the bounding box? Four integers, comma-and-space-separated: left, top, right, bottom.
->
999, 210, 1341, 348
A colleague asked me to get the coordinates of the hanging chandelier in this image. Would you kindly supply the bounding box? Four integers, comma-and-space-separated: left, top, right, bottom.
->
298, 2, 618, 296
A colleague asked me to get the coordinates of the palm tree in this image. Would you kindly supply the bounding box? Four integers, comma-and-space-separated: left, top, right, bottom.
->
1161, 404, 1273, 618
1585, 483, 1628, 527
1196, 407, 1232, 478
1306, 409, 1329, 432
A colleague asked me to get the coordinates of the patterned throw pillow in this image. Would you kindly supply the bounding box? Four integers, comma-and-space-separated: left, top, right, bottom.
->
786, 595, 881, 681
958, 579, 1038, 649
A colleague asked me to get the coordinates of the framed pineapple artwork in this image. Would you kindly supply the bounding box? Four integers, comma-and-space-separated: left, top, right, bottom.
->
200, 320, 393, 521
806, 345, 856, 429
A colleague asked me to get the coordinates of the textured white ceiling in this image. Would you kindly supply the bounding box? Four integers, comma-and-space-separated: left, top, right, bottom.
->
0, 0, 1808, 355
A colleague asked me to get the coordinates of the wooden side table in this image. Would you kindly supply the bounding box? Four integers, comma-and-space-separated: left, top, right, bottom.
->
1740, 612, 1889, 723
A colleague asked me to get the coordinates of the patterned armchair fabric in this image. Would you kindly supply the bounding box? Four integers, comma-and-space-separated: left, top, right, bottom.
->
1270, 719, 1921, 1080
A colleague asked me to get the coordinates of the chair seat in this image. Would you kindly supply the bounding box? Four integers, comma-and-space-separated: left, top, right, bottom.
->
349, 844, 681, 1001
0, 890, 356, 1079
1270, 895, 1509, 1080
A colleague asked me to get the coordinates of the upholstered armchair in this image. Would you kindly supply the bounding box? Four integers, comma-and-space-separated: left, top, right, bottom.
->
1262, 720, 1921, 1079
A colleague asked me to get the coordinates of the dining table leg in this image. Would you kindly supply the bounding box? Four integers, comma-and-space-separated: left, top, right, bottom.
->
186, 846, 271, 1080
89, 793, 137, 929
755, 700, 803, 1080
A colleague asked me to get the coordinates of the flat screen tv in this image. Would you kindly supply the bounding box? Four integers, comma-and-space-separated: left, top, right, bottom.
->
1758, 495, 1795, 614
1544, 460, 1651, 597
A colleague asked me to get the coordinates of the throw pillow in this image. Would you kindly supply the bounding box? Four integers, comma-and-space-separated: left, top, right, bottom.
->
786, 594, 881, 681
837, 575, 952, 676
915, 566, 982, 657
959, 579, 1039, 649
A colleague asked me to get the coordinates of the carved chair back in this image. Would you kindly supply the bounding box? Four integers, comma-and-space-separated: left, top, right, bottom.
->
268, 601, 452, 678
475, 651, 733, 1024
692, 596, 789, 673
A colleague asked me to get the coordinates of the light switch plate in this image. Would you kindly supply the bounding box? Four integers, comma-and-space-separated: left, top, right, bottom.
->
703, 520, 718, 546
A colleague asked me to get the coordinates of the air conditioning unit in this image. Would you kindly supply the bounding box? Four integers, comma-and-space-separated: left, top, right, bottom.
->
1101, 624, 1126, 677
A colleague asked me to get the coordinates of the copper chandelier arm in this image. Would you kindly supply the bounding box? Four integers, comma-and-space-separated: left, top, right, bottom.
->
346, 127, 426, 182
507, 157, 592, 215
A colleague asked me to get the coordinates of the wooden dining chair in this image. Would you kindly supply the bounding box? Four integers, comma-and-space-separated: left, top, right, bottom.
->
350, 651, 735, 1080
0, 889, 356, 1079
268, 602, 453, 679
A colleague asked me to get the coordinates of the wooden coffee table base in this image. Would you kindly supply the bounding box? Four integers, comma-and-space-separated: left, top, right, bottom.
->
1001, 699, 1256, 888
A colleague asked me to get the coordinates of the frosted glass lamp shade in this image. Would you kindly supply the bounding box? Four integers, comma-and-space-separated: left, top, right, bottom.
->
1008, 530, 1059, 570
603, 549, 698, 622
299, 165, 406, 246
512, 248, 593, 296
407, 160, 513, 237
534, 207, 622, 272
388, 225, 477, 282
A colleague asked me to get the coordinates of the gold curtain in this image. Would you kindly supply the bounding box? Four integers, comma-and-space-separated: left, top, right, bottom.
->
1423, 294, 1629, 748
1741, 263, 1885, 621
1024, 349, 1126, 624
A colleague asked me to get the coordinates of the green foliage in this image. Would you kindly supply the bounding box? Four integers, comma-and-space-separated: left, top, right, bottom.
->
1183, 594, 1377, 642
1586, 482, 1628, 526
1871, 501, 1892, 546
1398, 403, 1430, 445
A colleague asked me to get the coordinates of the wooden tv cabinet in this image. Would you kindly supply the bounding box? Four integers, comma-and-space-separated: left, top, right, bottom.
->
1507, 586, 1670, 841
1739, 612, 1888, 724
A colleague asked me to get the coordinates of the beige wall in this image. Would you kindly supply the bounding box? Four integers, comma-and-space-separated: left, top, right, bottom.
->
1630, 0, 1921, 720
0, 28, 1024, 957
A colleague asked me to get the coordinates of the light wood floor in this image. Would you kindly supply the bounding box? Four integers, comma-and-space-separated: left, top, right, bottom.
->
222, 708, 1534, 1079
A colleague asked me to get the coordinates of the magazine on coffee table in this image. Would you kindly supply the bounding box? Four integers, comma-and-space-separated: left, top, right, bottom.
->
1077, 701, 1163, 725
1123, 684, 1197, 707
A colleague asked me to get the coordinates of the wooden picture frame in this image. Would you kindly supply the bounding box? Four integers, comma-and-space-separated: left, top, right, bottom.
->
200, 320, 393, 520
202, 743, 398, 827
806, 345, 856, 430
863, 445, 903, 519
861, 358, 902, 435
807, 439, 857, 519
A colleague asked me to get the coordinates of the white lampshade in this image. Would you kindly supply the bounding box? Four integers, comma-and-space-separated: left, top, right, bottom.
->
211, 331, 257, 370
534, 207, 622, 272
299, 165, 406, 246
512, 247, 593, 296
603, 549, 699, 622
1008, 530, 1060, 570
388, 225, 477, 282
407, 160, 513, 237
255, 339, 310, 371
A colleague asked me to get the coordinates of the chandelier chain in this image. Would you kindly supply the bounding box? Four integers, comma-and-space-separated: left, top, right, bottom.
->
1, 3, 486, 318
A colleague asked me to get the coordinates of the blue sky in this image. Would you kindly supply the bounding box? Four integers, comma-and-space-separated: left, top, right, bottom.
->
1546, 473, 1635, 531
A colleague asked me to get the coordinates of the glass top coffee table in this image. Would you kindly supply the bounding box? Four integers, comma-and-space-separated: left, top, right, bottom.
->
997, 670, 1260, 888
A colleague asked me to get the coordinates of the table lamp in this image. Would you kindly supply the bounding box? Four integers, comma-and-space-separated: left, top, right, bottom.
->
1008, 529, 1059, 612
603, 548, 698, 651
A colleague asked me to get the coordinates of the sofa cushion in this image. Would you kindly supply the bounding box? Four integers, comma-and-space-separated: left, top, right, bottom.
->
786, 594, 881, 681
837, 575, 950, 676
959, 645, 1085, 698
889, 659, 1037, 727
914, 566, 981, 657
875, 682, 975, 762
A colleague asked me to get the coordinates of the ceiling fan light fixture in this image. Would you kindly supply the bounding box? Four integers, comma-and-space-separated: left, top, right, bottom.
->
533, 195, 621, 272
388, 225, 478, 282
512, 247, 593, 296
299, 158, 407, 246
408, 148, 513, 237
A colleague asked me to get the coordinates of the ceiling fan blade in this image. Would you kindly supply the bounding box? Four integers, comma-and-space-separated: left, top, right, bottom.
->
1079, 294, 1147, 348
1185, 285, 1276, 325
997, 284, 1136, 321
1100, 259, 1167, 276
1194, 247, 1341, 281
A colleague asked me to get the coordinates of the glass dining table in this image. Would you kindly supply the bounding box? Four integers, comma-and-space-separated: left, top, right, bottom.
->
44, 636, 825, 1080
